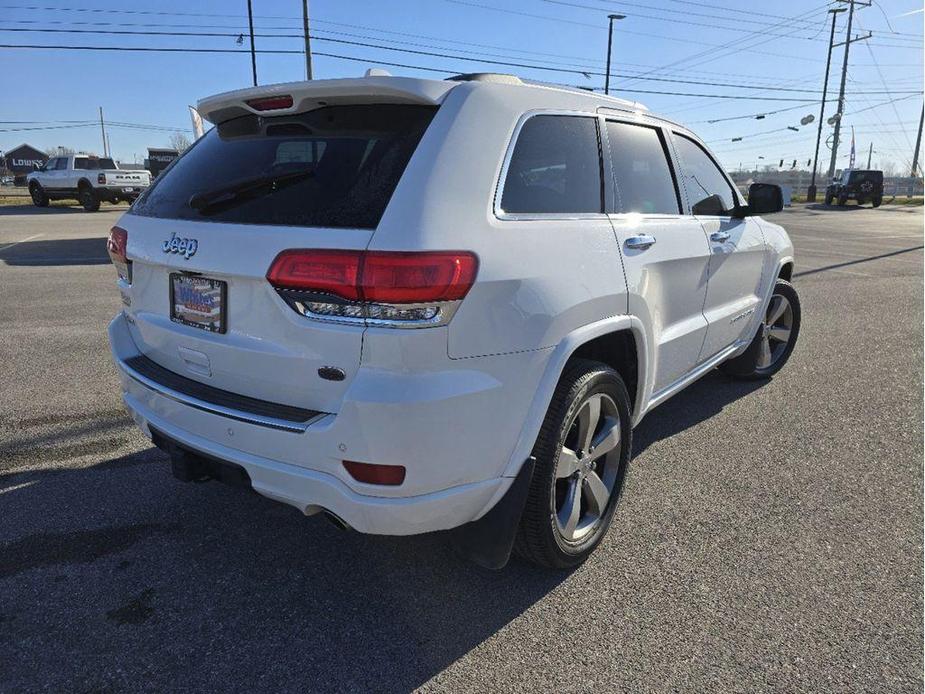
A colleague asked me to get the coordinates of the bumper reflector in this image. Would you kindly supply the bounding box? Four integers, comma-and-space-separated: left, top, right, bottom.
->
343, 460, 406, 486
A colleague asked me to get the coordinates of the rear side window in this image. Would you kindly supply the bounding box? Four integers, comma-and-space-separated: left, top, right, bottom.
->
75, 157, 116, 170
672, 134, 738, 214
500, 115, 602, 215
605, 121, 679, 214
131, 104, 437, 229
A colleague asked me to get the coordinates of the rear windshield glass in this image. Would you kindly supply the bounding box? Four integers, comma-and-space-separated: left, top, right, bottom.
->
75, 157, 116, 170
848, 170, 883, 183
131, 104, 437, 229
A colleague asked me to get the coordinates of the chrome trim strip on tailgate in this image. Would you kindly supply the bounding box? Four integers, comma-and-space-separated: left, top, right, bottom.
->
118, 355, 325, 434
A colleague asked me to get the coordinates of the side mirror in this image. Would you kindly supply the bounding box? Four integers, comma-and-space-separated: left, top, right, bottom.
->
734, 183, 783, 217
691, 194, 727, 216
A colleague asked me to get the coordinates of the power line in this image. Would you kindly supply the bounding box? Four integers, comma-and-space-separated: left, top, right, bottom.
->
611, 2, 832, 92
7, 35, 917, 96
691, 102, 822, 124
542, 0, 834, 42
445, 0, 827, 63
0, 42, 861, 103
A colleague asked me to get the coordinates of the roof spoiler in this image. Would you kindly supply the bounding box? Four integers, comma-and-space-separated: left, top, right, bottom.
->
197, 76, 458, 125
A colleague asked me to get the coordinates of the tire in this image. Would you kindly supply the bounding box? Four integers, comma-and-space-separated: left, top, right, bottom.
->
838, 193, 848, 206
514, 359, 632, 569
872, 197, 882, 208
79, 185, 100, 212
29, 183, 49, 208
720, 279, 801, 380
824, 193, 833, 205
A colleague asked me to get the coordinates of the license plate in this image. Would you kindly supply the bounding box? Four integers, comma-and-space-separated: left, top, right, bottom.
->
170, 274, 226, 333
122, 187, 135, 193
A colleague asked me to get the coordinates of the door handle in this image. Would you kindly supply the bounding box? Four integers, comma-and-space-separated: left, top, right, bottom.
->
710, 230, 731, 243
625, 235, 656, 250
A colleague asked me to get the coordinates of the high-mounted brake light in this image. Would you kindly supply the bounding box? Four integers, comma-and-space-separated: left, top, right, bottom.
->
107, 226, 131, 282
245, 95, 294, 111
266, 250, 478, 326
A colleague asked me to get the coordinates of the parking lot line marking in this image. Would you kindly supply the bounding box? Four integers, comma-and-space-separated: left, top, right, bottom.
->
0, 233, 43, 252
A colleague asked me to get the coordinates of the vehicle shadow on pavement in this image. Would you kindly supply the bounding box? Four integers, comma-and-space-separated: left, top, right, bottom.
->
803, 203, 877, 212
0, 236, 110, 265
0, 445, 569, 692
0, 370, 770, 691
0, 204, 128, 216
632, 371, 766, 456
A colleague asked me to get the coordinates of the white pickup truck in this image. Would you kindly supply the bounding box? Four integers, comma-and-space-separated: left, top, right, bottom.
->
27, 154, 151, 211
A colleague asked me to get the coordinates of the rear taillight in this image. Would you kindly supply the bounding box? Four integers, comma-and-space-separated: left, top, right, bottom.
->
267, 250, 478, 326
107, 226, 131, 282
98, 173, 106, 184
246, 94, 294, 111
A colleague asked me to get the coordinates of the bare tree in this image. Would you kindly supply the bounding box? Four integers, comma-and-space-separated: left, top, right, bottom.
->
168, 132, 192, 152
44, 146, 75, 158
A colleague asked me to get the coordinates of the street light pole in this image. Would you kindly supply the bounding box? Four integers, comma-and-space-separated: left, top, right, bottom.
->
247, 0, 257, 86
807, 7, 844, 202
604, 14, 625, 96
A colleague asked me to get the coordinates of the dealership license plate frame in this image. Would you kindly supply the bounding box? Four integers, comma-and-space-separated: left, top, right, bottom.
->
169, 273, 227, 334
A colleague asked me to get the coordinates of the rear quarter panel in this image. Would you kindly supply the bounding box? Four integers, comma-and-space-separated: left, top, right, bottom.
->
374, 83, 628, 359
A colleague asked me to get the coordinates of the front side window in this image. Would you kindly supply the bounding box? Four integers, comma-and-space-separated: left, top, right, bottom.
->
500, 115, 602, 215
55, 158, 68, 170
606, 121, 679, 214
672, 134, 738, 215
131, 104, 437, 229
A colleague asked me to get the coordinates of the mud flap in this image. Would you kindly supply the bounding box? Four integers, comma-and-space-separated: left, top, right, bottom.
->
449, 457, 535, 570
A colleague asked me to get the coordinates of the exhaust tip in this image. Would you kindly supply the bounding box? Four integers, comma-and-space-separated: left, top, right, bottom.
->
322, 510, 350, 531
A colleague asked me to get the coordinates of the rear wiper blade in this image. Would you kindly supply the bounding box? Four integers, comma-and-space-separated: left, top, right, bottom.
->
188, 169, 315, 213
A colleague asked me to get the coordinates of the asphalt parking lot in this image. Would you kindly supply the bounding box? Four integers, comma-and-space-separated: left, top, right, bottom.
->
1, 201, 922, 692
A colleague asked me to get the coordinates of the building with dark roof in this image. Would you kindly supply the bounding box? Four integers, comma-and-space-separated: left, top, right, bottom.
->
2, 143, 48, 185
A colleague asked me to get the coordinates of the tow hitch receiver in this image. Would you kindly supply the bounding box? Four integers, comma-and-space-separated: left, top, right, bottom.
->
150, 427, 252, 489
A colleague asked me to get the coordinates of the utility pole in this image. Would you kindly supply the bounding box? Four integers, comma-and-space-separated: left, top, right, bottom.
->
99, 106, 108, 157
910, 104, 923, 177
302, 0, 313, 80
807, 7, 844, 202
826, 0, 871, 181
604, 14, 625, 96
247, 0, 257, 86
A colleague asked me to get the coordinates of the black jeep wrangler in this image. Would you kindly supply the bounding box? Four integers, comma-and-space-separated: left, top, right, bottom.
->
825, 169, 884, 207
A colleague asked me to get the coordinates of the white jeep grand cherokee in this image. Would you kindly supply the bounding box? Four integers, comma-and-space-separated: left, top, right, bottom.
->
107, 73, 800, 569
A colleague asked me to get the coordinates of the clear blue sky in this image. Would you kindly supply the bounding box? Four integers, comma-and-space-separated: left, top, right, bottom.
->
1, 0, 922, 173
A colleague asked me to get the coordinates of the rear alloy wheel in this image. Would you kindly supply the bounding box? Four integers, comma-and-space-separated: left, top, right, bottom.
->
514, 359, 632, 569
720, 279, 801, 380
79, 186, 100, 212
30, 184, 49, 208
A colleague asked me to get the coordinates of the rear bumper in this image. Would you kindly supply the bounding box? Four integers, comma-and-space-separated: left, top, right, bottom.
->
109, 313, 527, 535
97, 186, 146, 201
